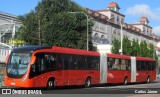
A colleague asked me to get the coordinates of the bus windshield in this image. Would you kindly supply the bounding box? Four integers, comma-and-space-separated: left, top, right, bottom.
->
6, 52, 31, 78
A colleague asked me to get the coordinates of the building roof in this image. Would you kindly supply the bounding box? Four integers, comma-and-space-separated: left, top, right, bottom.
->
108, 2, 120, 9
96, 9, 125, 17
139, 16, 149, 23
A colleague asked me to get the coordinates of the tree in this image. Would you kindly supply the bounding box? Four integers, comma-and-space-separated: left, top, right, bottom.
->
122, 36, 131, 55
139, 41, 144, 57
16, 11, 39, 45
111, 38, 120, 54
148, 43, 154, 58
16, 0, 93, 50
131, 39, 140, 56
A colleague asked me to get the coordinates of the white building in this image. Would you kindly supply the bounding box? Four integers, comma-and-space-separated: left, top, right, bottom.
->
85, 2, 160, 53
0, 12, 22, 63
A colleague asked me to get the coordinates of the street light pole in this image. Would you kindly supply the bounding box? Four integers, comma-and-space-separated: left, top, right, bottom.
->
120, 23, 124, 55
152, 34, 155, 59
69, 12, 89, 51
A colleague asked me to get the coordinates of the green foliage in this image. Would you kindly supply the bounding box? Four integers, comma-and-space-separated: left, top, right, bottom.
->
16, 11, 39, 45
122, 36, 131, 55
112, 36, 156, 61
139, 41, 149, 57
155, 52, 159, 68
148, 43, 155, 58
16, 0, 93, 50
111, 38, 120, 54
131, 39, 140, 56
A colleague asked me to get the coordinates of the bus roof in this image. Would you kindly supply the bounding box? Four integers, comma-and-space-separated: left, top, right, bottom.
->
107, 53, 130, 59
12, 46, 52, 53
12, 46, 156, 61
50, 46, 100, 56
136, 56, 155, 61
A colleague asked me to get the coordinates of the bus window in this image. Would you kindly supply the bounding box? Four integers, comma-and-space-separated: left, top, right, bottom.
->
92, 57, 99, 70
74, 56, 79, 69
115, 59, 119, 70
141, 61, 145, 71
78, 56, 87, 70
45, 54, 59, 71
88, 56, 93, 70
113, 59, 119, 70
62, 54, 70, 70
69, 55, 79, 70
145, 61, 149, 71
125, 60, 131, 70
108, 58, 114, 70
151, 61, 156, 71
137, 61, 141, 71
121, 59, 126, 70
87, 56, 99, 70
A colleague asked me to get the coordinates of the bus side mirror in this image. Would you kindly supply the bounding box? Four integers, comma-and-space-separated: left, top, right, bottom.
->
30, 55, 36, 65
5, 55, 10, 65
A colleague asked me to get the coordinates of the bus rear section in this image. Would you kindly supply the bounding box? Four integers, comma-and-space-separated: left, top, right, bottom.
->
135, 57, 156, 83
103, 54, 156, 84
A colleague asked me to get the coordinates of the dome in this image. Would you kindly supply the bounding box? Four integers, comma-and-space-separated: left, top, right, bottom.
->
108, 2, 120, 9
139, 16, 149, 23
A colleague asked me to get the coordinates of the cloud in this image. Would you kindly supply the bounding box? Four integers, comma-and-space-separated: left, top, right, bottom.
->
153, 26, 160, 36
126, 4, 160, 20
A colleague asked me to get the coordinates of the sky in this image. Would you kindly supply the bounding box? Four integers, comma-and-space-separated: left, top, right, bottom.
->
0, 0, 160, 35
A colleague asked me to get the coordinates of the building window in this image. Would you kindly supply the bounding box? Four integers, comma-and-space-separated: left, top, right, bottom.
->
100, 35, 109, 44
111, 14, 115, 23
93, 33, 100, 43
112, 29, 120, 40
143, 27, 146, 33
117, 16, 119, 24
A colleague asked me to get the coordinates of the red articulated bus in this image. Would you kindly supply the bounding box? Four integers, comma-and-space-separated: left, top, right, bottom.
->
4, 46, 156, 89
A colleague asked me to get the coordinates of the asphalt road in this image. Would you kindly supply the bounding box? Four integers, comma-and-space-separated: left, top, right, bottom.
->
1, 78, 160, 97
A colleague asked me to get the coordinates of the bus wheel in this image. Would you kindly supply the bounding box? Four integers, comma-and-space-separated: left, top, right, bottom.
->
147, 76, 150, 83
123, 77, 128, 85
47, 79, 55, 89
85, 78, 91, 88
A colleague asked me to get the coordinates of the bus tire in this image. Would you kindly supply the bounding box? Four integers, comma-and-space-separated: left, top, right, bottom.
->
84, 77, 91, 88
147, 76, 150, 83
47, 78, 55, 89
123, 77, 128, 85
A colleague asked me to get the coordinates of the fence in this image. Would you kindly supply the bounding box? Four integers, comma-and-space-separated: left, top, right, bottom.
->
0, 63, 5, 88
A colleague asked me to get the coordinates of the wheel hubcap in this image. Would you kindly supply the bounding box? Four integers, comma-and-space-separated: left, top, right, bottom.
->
48, 81, 53, 87
125, 79, 127, 84
87, 80, 90, 86
147, 78, 150, 82
86, 79, 90, 87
